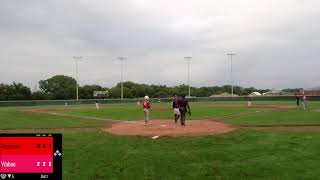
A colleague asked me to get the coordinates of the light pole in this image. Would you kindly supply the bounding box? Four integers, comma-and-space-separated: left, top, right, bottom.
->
184, 56, 192, 97
117, 57, 127, 100
73, 56, 82, 100
226, 53, 236, 97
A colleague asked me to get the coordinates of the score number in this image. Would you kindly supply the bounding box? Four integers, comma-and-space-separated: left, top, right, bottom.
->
36, 162, 52, 167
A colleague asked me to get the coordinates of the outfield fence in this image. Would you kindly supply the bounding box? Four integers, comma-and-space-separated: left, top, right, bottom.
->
1, 96, 320, 107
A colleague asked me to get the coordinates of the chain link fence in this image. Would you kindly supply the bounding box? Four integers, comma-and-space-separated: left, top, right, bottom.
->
1, 96, 319, 107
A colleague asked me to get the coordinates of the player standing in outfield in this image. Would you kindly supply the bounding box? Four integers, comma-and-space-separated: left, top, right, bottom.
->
247, 97, 252, 107
178, 95, 191, 126
143, 96, 151, 125
172, 95, 180, 124
296, 96, 300, 106
302, 95, 308, 110
95, 101, 100, 110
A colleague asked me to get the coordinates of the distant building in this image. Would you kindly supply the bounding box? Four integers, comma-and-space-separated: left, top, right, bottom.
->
298, 89, 317, 96
93, 90, 109, 98
263, 90, 282, 96
210, 92, 239, 97
249, 92, 262, 96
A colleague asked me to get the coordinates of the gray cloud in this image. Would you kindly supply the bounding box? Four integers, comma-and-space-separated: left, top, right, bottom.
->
0, 0, 319, 90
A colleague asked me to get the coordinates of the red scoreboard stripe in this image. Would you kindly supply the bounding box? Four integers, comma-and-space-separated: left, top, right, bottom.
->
0, 137, 53, 155
0, 154, 53, 173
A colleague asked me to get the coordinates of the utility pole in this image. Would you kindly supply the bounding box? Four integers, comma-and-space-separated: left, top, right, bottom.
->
184, 56, 192, 97
226, 53, 236, 97
73, 56, 82, 101
117, 57, 127, 100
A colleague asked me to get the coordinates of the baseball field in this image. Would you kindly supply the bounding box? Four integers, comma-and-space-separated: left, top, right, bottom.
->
1, 100, 320, 179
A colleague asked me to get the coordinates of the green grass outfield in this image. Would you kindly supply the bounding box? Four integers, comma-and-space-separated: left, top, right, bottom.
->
0, 107, 110, 129
224, 101, 320, 126
58, 101, 320, 125
63, 130, 320, 180
61, 103, 266, 120
1, 101, 320, 179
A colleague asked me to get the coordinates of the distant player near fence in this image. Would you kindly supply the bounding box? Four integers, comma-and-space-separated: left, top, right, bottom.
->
296, 96, 300, 106
95, 101, 100, 110
247, 97, 252, 107
302, 96, 308, 110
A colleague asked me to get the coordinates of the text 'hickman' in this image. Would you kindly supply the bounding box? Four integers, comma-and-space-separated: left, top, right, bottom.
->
0, 144, 21, 149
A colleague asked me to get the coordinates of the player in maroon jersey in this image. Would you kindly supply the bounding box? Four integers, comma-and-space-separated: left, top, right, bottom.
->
178, 95, 191, 126
142, 96, 151, 125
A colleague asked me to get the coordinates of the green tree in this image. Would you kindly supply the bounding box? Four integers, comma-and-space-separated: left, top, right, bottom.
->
0, 82, 31, 100
194, 87, 210, 97
109, 87, 121, 98
243, 87, 257, 95
39, 75, 76, 100
123, 87, 134, 98
79, 85, 104, 99
154, 91, 168, 98
32, 91, 51, 100
0, 84, 8, 100
233, 86, 244, 96
132, 85, 146, 98
144, 86, 156, 98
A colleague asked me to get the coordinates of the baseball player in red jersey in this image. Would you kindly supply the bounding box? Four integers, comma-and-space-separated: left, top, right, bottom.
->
143, 96, 151, 125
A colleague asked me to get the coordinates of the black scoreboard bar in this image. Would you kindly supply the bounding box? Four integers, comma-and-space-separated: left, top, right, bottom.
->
0, 133, 62, 180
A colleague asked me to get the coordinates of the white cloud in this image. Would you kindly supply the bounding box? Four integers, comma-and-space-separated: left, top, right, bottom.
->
0, 0, 319, 89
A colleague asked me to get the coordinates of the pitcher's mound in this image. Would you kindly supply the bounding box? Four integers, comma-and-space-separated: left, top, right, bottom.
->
104, 119, 235, 137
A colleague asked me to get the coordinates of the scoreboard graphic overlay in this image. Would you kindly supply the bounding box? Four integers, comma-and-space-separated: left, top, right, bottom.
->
0, 134, 62, 180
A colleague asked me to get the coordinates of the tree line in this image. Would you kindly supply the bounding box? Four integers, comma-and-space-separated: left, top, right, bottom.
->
1, 74, 280, 101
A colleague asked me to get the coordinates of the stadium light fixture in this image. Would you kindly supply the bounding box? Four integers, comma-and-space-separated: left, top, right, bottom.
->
226, 53, 236, 97
184, 56, 192, 97
72, 56, 82, 101
117, 57, 127, 100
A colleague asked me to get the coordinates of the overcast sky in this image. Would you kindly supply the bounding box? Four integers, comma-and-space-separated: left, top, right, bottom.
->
0, 0, 319, 90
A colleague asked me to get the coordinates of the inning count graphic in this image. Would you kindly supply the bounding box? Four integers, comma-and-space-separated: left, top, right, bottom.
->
0, 134, 62, 180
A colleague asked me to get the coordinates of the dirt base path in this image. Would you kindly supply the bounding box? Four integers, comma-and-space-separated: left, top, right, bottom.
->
0, 127, 101, 133
242, 124, 320, 131
21, 108, 115, 122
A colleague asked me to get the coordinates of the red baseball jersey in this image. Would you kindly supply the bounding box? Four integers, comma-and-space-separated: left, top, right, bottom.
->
143, 100, 151, 109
